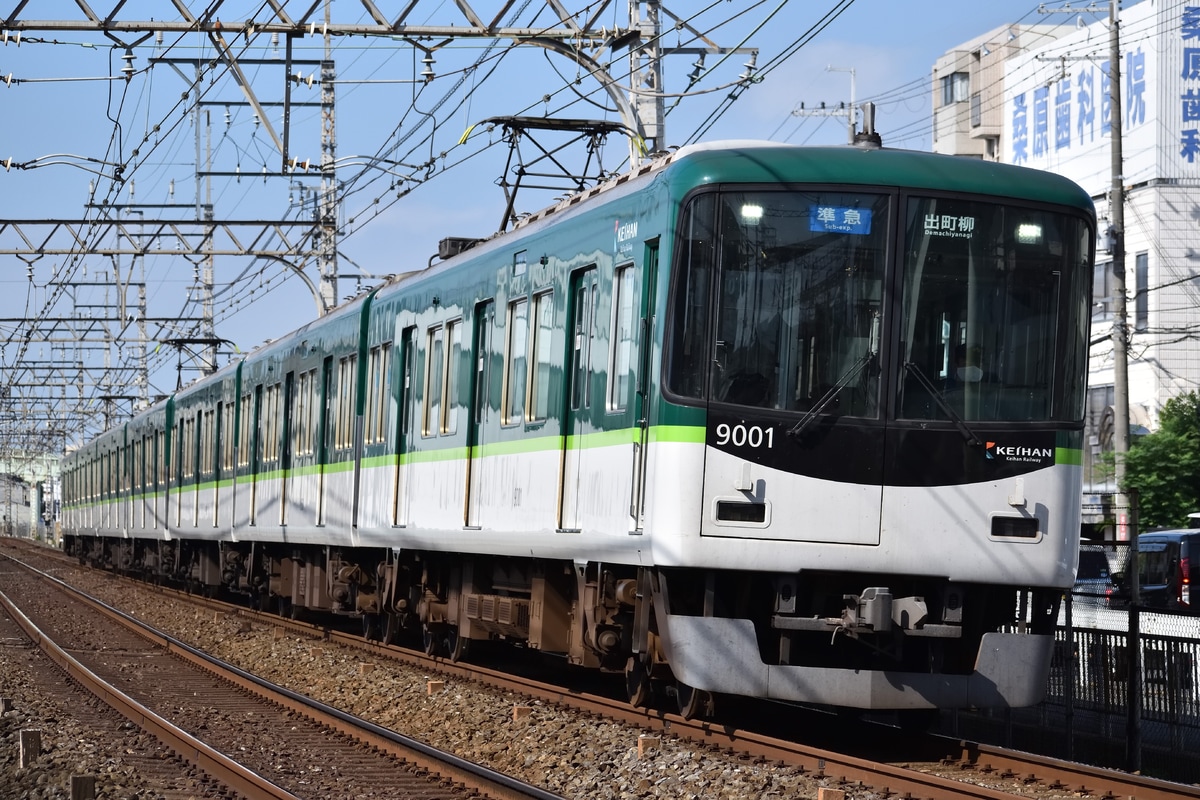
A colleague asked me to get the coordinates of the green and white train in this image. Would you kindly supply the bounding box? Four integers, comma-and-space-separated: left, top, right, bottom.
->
61, 140, 1095, 716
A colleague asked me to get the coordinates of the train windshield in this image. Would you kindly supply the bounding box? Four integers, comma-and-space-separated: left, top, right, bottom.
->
897, 196, 1091, 423
668, 189, 890, 416
667, 188, 1091, 426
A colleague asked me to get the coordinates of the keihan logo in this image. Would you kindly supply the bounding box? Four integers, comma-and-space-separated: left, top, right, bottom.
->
985, 441, 1054, 463
615, 220, 638, 243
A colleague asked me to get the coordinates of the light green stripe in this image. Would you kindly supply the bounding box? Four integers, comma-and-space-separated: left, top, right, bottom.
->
471, 436, 556, 458
395, 447, 470, 466
565, 427, 639, 451
1056, 447, 1083, 466
649, 424, 706, 444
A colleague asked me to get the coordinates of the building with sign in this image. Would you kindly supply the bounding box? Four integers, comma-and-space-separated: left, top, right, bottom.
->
933, 0, 1200, 529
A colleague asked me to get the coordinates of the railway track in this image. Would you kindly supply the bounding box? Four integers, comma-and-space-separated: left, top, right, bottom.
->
11, 537, 1200, 800
0, 546, 565, 800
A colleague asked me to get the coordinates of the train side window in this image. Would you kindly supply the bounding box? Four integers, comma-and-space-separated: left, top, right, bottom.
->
131, 439, 140, 492
504, 297, 529, 425
473, 303, 494, 426
294, 371, 308, 455
610, 264, 635, 411
529, 291, 554, 422
570, 273, 598, 411
182, 417, 196, 479
295, 369, 316, 454
363, 345, 390, 445
155, 429, 165, 488
262, 384, 282, 462
666, 193, 717, 400
201, 409, 215, 477
335, 354, 357, 450
221, 401, 235, 472
424, 326, 445, 437
443, 320, 461, 435
237, 394, 253, 467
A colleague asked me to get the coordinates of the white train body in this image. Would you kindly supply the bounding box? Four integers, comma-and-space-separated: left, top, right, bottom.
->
62, 142, 1095, 713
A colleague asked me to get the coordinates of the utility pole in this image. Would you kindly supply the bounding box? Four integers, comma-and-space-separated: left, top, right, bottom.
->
629, 0, 665, 162
784, 66, 856, 145
826, 66, 856, 144
1106, 0, 1139, 775
1041, 0, 1132, 533
1108, 0, 1130, 533
317, 0, 338, 311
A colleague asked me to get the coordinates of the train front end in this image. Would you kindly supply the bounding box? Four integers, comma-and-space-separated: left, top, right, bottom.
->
645, 144, 1094, 710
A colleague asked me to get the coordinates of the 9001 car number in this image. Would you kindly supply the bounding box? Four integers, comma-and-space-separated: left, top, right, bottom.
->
714, 422, 774, 449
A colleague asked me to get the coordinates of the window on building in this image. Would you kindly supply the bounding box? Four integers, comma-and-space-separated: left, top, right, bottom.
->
1135, 251, 1148, 331
942, 72, 969, 106
1092, 260, 1112, 322
970, 92, 982, 127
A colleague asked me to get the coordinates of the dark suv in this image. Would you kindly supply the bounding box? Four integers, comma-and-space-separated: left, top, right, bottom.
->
1072, 545, 1116, 607
1112, 529, 1198, 613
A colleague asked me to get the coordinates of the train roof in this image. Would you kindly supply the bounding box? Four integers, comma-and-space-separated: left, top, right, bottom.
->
507, 140, 1093, 227
663, 141, 1095, 209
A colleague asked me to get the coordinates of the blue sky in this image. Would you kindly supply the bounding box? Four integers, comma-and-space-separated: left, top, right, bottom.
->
0, 1, 1119, 416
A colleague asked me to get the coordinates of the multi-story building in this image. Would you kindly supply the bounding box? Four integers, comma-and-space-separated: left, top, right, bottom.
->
932, 24, 1064, 160
0, 473, 34, 538
932, 0, 1200, 536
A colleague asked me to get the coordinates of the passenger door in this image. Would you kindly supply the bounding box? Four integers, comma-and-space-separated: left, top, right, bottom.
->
393, 326, 417, 526
560, 269, 598, 531
466, 303, 494, 527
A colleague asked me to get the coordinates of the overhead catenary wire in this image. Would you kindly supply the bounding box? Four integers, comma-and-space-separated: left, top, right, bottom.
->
1, 1, 878, 443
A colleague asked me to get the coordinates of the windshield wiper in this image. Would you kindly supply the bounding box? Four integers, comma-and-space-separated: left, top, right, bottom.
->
902, 361, 983, 447
787, 352, 874, 439
788, 311, 881, 439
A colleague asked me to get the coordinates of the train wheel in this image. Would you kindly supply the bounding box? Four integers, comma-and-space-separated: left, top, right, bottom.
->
422, 623, 443, 656
381, 612, 402, 646
624, 657, 652, 707
445, 626, 470, 662
362, 613, 380, 642
675, 682, 713, 720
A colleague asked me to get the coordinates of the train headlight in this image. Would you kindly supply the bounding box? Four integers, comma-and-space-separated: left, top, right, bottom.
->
1016, 223, 1042, 244
741, 204, 764, 225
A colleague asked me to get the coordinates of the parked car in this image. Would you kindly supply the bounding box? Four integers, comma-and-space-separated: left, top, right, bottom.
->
1111, 529, 1199, 613
1071, 544, 1116, 607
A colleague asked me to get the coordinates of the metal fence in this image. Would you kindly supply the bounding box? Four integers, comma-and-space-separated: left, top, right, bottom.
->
943, 540, 1200, 784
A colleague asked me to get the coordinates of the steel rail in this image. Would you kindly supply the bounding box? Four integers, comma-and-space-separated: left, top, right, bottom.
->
0, 582, 301, 800
26, 542, 1200, 800
6, 552, 565, 800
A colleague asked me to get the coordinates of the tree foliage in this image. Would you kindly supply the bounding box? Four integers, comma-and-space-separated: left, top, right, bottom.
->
1124, 392, 1200, 528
